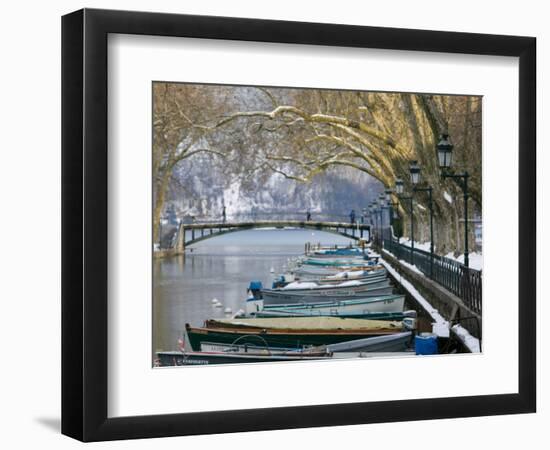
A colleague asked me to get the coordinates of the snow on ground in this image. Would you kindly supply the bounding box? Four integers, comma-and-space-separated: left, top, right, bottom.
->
380, 258, 449, 338
381, 255, 481, 353
445, 252, 483, 271
451, 324, 481, 353
395, 237, 483, 271
398, 237, 432, 252
383, 249, 423, 275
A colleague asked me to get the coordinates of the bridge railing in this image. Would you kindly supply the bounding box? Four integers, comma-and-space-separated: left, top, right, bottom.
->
383, 237, 482, 316
178, 213, 366, 224
164, 220, 370, 252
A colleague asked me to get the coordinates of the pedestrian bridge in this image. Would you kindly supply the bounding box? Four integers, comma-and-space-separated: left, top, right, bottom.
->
170, 220, 371, 251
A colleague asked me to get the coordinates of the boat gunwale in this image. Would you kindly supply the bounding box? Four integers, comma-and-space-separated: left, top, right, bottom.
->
260, 294, 405, 310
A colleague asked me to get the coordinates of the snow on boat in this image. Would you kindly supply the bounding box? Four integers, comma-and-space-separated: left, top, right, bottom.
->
293, 264, 383, 277
316, 268, 387, 283
259, 278, 393, 305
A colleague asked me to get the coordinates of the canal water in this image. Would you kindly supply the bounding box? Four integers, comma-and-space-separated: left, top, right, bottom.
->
153, 228, 354, 355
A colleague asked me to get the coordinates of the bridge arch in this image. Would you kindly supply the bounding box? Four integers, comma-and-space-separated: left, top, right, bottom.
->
173, 221, 371, 251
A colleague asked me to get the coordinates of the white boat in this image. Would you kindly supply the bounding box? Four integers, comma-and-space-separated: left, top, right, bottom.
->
294, 264, 382, 277
249, 295, 405, 317
260, 278, 392, 305
325, 331, 413, 352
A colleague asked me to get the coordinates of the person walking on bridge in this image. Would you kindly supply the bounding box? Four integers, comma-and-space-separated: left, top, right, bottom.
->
222, 205, 226, 224
349, 209, 356, 224
306, 210, 311, 222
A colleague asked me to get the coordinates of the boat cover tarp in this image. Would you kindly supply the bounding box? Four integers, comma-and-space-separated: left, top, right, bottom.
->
208, 317, 402, 331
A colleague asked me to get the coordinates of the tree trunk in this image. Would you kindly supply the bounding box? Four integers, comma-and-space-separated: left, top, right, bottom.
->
153, 169, 172, 244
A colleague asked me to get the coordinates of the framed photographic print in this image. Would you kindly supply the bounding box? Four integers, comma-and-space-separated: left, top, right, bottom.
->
62, 8, 536, 442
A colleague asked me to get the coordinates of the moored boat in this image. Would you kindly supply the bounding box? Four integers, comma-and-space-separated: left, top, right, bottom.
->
271, 268, 387, 289
323, 331, 413, 353
185, 317, 403, 351
302, 257, 373, 267
156, 350, 330, 365
293, 264, 383, 277
251, 295, 406, 317
316, 268, 387, 283
198, 330, 414, 353
259, 279, 393, 306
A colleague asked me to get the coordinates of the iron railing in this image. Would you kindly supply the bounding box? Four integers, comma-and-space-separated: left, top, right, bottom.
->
383, 238, 482, 315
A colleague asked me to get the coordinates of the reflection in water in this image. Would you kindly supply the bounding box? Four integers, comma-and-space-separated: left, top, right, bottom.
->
153, 229, 354, 354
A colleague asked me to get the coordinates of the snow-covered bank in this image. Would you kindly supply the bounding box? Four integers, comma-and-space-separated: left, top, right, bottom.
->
380, 257, 481, 353
395, 237, 483, 271
451, 324, 481, 353
398, 237, 432, 252
445, 252, 483, 271
380, 259, 450, 338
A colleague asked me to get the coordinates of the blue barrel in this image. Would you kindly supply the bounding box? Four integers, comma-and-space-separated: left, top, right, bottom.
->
415, 333, 438, 355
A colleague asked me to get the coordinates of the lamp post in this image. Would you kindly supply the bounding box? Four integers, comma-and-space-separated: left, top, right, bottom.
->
378, 195, 387, 242
410, 160, 435, 277
395, 178, 414, 264
369, 203, 377, 244
385, 188, 399, 240
437, 133, 470, 268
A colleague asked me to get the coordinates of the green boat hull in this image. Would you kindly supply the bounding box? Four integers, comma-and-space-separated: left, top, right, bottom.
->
186, 325, 399, 351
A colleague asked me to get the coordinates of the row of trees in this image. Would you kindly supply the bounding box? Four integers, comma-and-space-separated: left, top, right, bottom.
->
153, 83, 481, 254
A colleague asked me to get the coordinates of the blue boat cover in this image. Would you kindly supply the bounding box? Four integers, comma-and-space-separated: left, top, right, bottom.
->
249, 281, 263, 290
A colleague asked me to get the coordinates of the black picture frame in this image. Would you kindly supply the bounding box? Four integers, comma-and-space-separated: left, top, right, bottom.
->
61, 8, 536, 442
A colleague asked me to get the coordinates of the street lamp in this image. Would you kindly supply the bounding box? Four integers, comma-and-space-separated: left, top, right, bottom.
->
437, 133, 470, 268
384, 188, 398, 228
395, 180, 414, 264
410, 161, 435, 276
437, 133, 453, 169
378, 194, 388, 241
369, 203, 377, 242
395, 178, 404, 195
409, 160, 421, 185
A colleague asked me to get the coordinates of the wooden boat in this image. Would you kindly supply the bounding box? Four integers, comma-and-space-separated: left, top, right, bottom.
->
253, 310, 409, 320
323, 331, 413, 352
302, 257, 373, 267
271, 268, 387, 289
264, 277, 390, 295
198, 331, 413, 353
316, 268, 388, 283
308, 248, 365, 257
186, 318, 403, 351
156, 347, 415, 366
156, 350, 330, 365
260, 279, 393, 305
252, 295, 406, 317
293, 264, 383, 277
278, 273, 387, 288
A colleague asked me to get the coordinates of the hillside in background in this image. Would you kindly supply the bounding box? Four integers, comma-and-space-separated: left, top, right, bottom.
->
164, 152, 383, 222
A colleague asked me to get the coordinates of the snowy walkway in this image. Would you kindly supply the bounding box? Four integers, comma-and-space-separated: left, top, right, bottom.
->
380, 256, 481, 353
